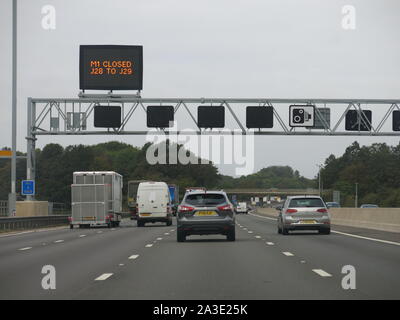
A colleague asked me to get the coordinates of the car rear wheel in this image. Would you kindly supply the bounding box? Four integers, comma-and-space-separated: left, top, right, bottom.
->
70, 224, 73, 229
166, 219, 172, 226
319, 228, 331, 235
277, 225, 282, 234
177, 228, 186, 242
137, 220, 145, 227
227, 228, 236, 241
282, 227, 289, 235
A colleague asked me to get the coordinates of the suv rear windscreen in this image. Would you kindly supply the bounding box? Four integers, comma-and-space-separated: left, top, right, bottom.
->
289, 198, 325, 208
185, 194, 226, 206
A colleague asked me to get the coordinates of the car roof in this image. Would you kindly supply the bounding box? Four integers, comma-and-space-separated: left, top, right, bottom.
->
287, 195, 323, 200
185, 190, 226, 196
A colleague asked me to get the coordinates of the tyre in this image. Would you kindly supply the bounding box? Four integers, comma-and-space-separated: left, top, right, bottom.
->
319, 228, 331, 235
282, 227, 289, 235
70, 224, 73, 229
137, 220, 144, 227
166, 219, 172, 226
277, 225, 282, 234
177, 228, 186, 242
227, 227, 236, 241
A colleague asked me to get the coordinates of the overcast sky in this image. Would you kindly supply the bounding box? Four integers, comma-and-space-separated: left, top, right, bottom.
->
0, 0, 399, 178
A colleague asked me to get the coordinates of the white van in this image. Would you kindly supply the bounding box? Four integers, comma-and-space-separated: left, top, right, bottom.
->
136, 182, 173, 227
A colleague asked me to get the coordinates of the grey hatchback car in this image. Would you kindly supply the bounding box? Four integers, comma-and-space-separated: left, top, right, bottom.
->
176, 190, 235, 242
277, 196, 331, 235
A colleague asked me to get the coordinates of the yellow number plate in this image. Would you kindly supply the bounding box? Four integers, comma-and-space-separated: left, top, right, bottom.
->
82, 217, 95, 221
195, 211, 217, 216
300, 220, 316, 224
140, 213, 151, 216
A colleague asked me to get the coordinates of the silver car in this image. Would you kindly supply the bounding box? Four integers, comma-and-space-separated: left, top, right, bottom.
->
277, 196, 331, 235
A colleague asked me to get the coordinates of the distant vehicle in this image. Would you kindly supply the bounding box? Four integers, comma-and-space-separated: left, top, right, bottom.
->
276, 196, 331, 235
326, 202, 341, 208
235, 202, 248, 214
136, 182, 173, 227
360, 204, 379, 208
177, 190, 235, 242
185, 187, 206, 193
127, 180, 148, 220
168, 184, 180, 216
70, 171, 123, 229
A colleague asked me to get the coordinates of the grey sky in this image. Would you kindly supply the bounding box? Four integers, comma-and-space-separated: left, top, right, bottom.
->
1, 0, 399, 178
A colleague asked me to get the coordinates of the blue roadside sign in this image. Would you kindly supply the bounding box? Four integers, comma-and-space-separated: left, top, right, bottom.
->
22, 180, 35, 196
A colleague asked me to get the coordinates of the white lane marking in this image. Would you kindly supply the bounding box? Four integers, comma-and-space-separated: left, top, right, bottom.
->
54, 240, 64, 243
301, 260, 306, 264
282, 251, 294, 256
255, 235, 261, 239
97, 231, 103, 234
145, 244, 153, 248
248, 231, 253, 234
95, 273, 113, 281
111, 228, 116, 231
164, 233, 170, 235
170, 229, 175, 232
332, 230, 400, 247
243, 228, 248, 231
0, 226, 68, 238
248, 212, 277, 221
18, 247, 32, 251
266, 242, 275, 246
119, 264, 124, 266
128, 254, 139, 260
157, 237, 163, 241
250, 212, 400, 247
79, 234, 86, 238
312, 269, 332, 277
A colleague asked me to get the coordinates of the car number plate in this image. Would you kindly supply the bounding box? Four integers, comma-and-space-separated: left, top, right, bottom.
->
195, 211, 217, 216
140, 213, 151, 216
300, 220, 316, 224
82, 216, 95, 221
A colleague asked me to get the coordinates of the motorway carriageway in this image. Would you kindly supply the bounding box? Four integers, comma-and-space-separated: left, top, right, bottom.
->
0, 214, 399, 299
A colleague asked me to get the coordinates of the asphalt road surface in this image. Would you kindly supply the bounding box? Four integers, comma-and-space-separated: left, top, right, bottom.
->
0, 213, 399, 300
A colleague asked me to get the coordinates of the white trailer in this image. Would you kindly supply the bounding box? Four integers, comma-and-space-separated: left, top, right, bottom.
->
70, 171, 123, 228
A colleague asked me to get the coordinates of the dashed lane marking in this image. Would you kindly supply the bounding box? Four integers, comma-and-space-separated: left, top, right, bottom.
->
312, 269, 332, 277
18, 247, 32, 251
145, 244, 153, 248
54, 240, 64, 243
128, 254, 139, 260
95, 273, 113, 281
266, 242, 275, 246
282, 252, 294, 256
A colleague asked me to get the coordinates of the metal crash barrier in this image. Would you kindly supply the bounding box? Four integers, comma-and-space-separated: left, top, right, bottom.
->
0, 215, 69, 232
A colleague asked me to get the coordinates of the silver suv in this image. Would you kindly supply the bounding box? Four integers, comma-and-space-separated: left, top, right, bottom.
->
277, 196, 331, 235
177, 190, 235, 242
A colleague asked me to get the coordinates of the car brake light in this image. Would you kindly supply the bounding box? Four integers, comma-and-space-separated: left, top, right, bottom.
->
217, 204, 233, 211
178, 205, 194, 212
317, 208, 328, 213
286, 209, 298, 213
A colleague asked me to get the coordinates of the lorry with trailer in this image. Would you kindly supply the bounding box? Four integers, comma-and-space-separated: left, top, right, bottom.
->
127, 180, 148, 220
70, 171, 123, 229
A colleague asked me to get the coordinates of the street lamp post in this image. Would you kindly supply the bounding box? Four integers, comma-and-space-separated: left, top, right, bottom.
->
355, 183, 358, 208
9, 0, 17, 216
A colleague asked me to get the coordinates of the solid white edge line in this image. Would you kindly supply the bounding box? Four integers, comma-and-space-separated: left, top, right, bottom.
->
249, 212, 400, 247
0, 226, 68, 238
331, 230, 400, 247
95, 273, 113, 281
312, 269, 332, 277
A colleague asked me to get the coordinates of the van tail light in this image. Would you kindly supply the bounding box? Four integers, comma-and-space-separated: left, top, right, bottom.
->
178, 205, 194, 213
286, 209, 298, 213
217, 204, 233, 211
317, 208, 328, 213
68, 216, 72, 222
